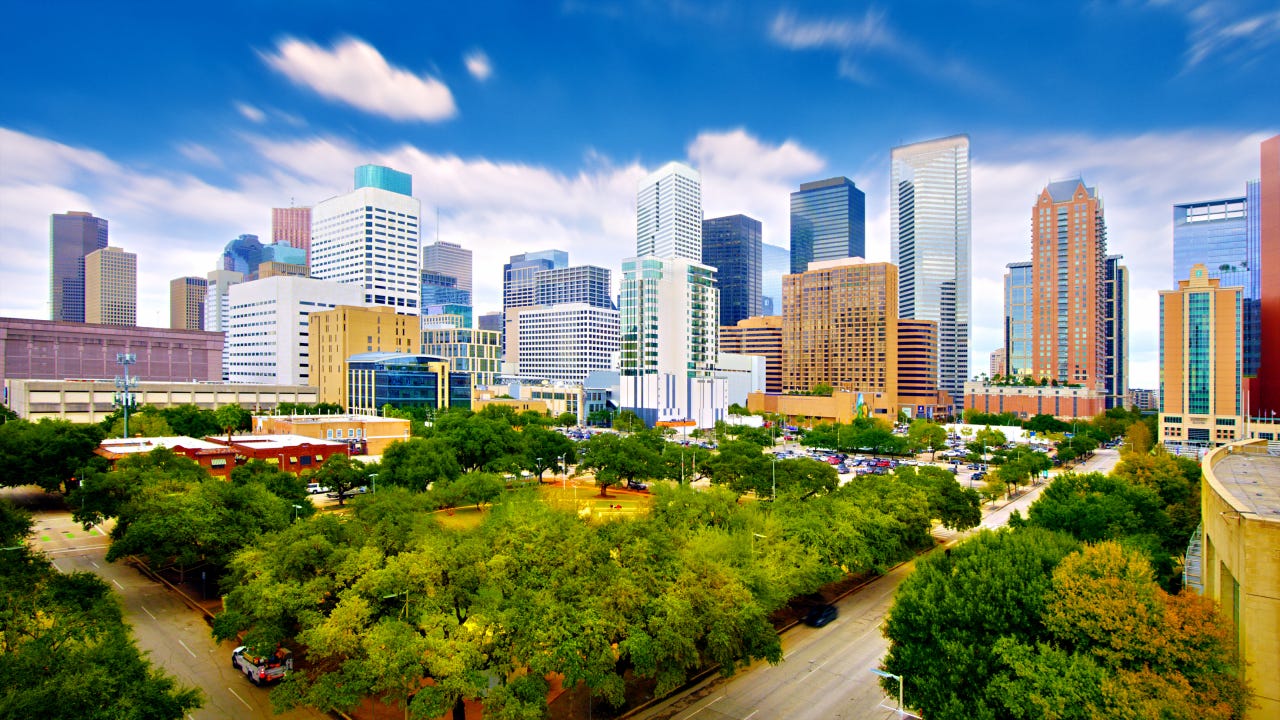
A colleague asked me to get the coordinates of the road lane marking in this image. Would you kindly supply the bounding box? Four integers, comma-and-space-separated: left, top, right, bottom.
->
227, 687, 253, 710
679, 695, 723, 719
177, 639, 197, 658
90, 560, 99, 568
141, 605, 157, 620
46, 544, 111, 555
744, 711, 759, 720
112, 579, 123, 589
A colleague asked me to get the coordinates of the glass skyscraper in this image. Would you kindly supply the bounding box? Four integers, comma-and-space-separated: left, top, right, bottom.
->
789, 177, 865, 274
355, 164, 412, 196
1172, 183, 1261, 376
220, 234, 264, 275
1004, 261, 1033, 378
761, 242, 788, 316
702, 214, 762, 327
49, 211, 109, 323
890, 136, 971, 408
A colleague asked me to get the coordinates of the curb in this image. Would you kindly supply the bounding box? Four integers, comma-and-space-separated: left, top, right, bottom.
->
127, 556, 217, 623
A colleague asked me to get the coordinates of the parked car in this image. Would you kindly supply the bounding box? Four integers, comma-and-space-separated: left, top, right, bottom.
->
326, 486, 368, 499
803, 604, 839, 627
626, 479, 649, 491
305, 482, 330, 495
232, 646, 292, 686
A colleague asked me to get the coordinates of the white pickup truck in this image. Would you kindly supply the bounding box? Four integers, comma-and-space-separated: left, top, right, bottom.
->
232, 646, 292, 685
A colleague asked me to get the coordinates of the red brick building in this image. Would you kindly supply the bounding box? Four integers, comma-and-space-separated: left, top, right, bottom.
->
96, 436, 237, 479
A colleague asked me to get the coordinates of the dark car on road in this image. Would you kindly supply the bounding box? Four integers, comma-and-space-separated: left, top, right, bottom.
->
803, 604, 839, 627
626, 479, 649, 491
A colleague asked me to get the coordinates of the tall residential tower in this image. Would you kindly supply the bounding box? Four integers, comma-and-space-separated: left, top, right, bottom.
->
890, 136, 971, 407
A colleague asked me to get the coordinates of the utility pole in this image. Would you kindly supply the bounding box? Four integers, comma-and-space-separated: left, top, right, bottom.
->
114, 353, 137, 437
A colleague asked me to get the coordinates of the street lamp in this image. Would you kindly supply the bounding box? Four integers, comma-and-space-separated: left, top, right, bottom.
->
869, 668, 905, 718
537, 457, 543, 484
368, 473, 378, 493
771, 454, 777, 501
292, 504, 302, 522
751, 532, 766, 554
560, 453, 568, 489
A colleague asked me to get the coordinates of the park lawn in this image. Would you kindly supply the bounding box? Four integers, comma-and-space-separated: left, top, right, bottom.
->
434, 506, 488, 530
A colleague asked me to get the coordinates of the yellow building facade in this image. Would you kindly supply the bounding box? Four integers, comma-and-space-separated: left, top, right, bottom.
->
1199, 439, 1280, 719
310, 305, 417, 409
253, 413, 410, 456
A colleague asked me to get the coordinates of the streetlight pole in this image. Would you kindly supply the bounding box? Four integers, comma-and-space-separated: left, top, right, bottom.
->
771, 455, 777, 501
368, 473, 378, 493
560, 453, 567, 490
869, 668, 905, 718
114, 353, 137, 438
292, 504, 302, 522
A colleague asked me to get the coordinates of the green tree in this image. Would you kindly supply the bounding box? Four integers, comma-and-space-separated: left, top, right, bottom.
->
880, 528, 1081, 718
614, 409, 644, 433
157, 403, 222, 438
894, 465, 981, 531
378, 437, 462, 491
1123, 421, 1153, 455
1023, 413, 1068, 435
770, 457, 838, 499
556, 411, 578, 427
704, 439, 770, 494
518, 424, 576, 482
432, 408, 521, 472
0, 418, 104, 492
579, 433, 659, 496
231, 458, 313, 512
809, 383, 833, 397
449, 472, 505, 510
657, 442, 712, 484
214, 403, 252, 438
907, 419, 948, 460
309, 454, 368, 506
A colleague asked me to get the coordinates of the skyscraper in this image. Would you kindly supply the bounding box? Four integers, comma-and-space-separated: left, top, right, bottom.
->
1029, 179, 1110, 394
789, 177, 865, 274
1004, 261, 1033, 378
225, 276, 363, 384
170, 276, 208, 331
1104, 255, 1130, 409
1159, 264, 1242, 448
636, 162, 702, 261
1173, 191, 1260, 376
204, 268, 244, 381
272, 206, 312, 264
761, 242, 788, 316
502, 250, 568, 364
220, 234, 264, 275
311, 165, 421, 313
84, 246, 136, 327
703, 214, 762, 327
49, 211, 108, 323
890, 135, 971, 408
516, 303, 620, 383
720, 316, 783, 394
534, 265, 613, 309
1255, 135, 1280, 416
422, 240, 473, 292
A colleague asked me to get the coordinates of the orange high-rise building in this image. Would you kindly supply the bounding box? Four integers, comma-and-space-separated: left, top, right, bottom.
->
1258, 135, 1280, 415
720, 316, 783, 394
1030, 180, 1108, 389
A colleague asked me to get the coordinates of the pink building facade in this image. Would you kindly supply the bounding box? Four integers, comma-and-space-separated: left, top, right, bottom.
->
271, 207, 312, 264
0, 317, 223, 385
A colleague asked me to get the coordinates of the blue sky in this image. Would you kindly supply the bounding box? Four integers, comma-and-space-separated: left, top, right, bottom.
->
1, 0, 1277, 388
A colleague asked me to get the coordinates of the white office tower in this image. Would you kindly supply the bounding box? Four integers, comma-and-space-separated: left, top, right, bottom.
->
311, 165, 422, 314
422, 240, 473, 291
619, 256, 725, 428
890, 135, 971, 408
636, 161, 703, 261
225, 276, 362, 385
516, 303, 620, 383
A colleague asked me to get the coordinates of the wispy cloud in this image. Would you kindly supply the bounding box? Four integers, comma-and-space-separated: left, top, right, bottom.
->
177, 142, 223, 168
234, 101, 266, 123
1183, 3, 1280, 69
464, 49, 493, 82
261, 36, 457, 122
767, 7, 990, 90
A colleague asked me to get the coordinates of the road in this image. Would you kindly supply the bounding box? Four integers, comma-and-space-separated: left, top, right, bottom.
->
15, 492, 329, 720
638, 449, 1121, 720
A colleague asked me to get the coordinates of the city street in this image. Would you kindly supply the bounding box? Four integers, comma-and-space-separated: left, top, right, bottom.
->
637, 448, 1121, 720
18, 496, 329, 720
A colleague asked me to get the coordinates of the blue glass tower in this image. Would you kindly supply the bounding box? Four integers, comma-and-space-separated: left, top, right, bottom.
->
789, 177, 865, 274
1003, 261, 1033, 378
761, 242, 788, 316
702, 214, 762, 326
354, 164, 412, 196
220, 234, 264, 275
1172, 183, 1261, 375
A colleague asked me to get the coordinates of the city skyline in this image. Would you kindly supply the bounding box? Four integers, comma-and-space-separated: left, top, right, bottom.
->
2, 3, 1278, 388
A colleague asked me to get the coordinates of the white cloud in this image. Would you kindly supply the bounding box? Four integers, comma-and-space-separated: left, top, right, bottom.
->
177, 142, 223, 167
235, 101, 266, 123
1185, 5, 1280, 68
768, 8, 890, 51
464, 49, 493, 82
261, 36, 457, 122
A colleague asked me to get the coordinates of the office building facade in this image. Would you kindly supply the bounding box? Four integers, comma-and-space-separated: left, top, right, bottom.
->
84, 246, 136, 327
890, 135, 971, 407
225, 276, 363, 385
0, 317, 223, 386
1104, 255, 1130, 409
49, 211, 109, 323
789, 177, 865, 274
534, 265, 613, 309
220, 234, 264, 275
422, 240, 473, 292
1029, 179, 1110, 392
761, 242, 788, 317
1159, 264, 1243, 448
311, 165, 421, 313
170, 276, 208, 331
516, 303, 620, 383
502, 249, 568, 364
989, 348, 1007, 378
346, 352, 469, 416
1261, 135, 1280, 416
636, 162, 702, 261
1004, 261, 1034, 378
272, 206, 312, 264
619, 256, 724, 427
703, 214, 762, 327
720, 315, 783, 395
310, 305, 417, 409
897, 318, 941, 418
421, 327, 502, 389
782, 258, 898, 399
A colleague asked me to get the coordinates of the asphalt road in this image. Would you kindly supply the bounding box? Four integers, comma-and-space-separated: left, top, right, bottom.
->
638, 448, 1122, 720
21, 498, 329, 720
